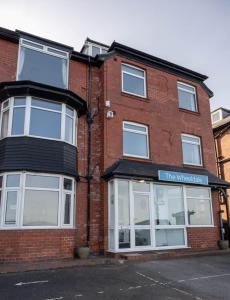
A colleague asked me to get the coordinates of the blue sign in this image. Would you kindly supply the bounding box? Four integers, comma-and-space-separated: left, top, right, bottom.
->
158, 170, 208, 185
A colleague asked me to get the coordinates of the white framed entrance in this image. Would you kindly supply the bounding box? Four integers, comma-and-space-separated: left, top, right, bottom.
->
108, 179, 213, 253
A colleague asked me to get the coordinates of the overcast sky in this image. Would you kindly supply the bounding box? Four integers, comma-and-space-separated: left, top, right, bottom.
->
0, 0, 229, 110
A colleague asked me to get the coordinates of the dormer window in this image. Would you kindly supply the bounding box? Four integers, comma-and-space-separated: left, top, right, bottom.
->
211, 111, 221, 123
82, 41, 108, 57
17, 39, 69, 89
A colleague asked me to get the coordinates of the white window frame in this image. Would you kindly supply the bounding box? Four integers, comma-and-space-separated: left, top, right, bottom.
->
123, 121, 149, 159
17, 38, 69, 89
211, 111, 222, 124
108, 179, 213, 253
0, 97, 77, 146
121, 64, 147, 98
181, 134, 203, 166
0, 172, 75, 230
177, 82, 197, 112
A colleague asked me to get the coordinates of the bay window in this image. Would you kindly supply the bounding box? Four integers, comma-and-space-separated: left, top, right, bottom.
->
0, 173, 75, 229
108, 179, 213, 252
17, 39, 68, 89
0, 97, 77, 145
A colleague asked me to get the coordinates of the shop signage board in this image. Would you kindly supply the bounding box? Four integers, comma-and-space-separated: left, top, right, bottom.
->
158, 170, 208, 185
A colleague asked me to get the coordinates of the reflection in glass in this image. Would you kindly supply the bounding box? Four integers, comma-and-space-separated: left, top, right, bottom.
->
156, 229, 185, 247
119, 229, 130, 248
118, 180, 130, 226
134, 194, 150, 225
5, 191, 17, 225
135, 229, 151, 246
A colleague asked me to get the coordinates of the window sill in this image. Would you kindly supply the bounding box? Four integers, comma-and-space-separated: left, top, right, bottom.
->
122, 155, 151, 162
121, 92, 150, 102
179, 108, 200, 116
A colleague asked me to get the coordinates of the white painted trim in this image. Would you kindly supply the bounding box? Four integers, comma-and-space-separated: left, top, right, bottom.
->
181, 134, 203, 166
0, 172, 75, 230
0, 96, 77, 146
121, 63, 147, 98
123, 121, 149, 159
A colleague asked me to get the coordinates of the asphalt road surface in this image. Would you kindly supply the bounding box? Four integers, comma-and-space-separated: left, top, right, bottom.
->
1, 254, 230, 300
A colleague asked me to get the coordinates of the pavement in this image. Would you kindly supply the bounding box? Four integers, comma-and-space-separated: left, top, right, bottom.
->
1, 253, 230, 299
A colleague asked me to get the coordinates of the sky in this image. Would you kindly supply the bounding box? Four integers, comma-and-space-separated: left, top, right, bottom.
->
0, 0, 229, 110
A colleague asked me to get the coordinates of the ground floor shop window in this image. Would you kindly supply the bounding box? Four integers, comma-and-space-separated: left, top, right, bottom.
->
0, 172, 75, 229
108, 179, 213, 252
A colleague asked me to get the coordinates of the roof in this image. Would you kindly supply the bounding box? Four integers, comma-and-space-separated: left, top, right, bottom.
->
0, 27, 213, 95
213, 115, 230, 131
102, 159, 230, 188
80, 37, 110, 53
211, 107, 230, 114
0, 81, 87, 115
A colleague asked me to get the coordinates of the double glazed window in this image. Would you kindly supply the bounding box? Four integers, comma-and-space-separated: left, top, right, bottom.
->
109, 179, 213, 252
18, 39, 68, 89
122, 64, 146, 97
177, 82, 197, 112
0, 173, 74, 228
123, 122, 149, 158
181, 134, 202, 166
0, 97, 76, 145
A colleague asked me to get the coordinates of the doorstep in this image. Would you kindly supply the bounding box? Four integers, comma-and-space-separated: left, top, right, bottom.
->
0, 256, 124, 274
109, 248, 230, 262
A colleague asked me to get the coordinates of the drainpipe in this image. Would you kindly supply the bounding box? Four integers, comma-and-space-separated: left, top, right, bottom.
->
86, 56, 93, 247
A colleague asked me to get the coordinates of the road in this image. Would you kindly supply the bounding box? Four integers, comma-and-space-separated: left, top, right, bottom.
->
1, 254, 230, 300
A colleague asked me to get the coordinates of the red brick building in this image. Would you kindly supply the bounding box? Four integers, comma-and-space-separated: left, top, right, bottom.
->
0, 28, 228, 263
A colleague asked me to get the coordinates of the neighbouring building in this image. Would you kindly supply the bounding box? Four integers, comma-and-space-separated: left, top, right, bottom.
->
0, 27, 229, 263
212, 108, 230, 240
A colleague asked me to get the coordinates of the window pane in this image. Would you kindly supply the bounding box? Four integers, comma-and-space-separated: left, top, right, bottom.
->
182, 135, 200, 143
92, 46, 101, 56
123, 73, 145, 96
6, 175, 20, 187
124, 123, 147, 132
133, 182, 150, 192
109, 181, 115, 227
178, 89, 196, 111
5, 191, 17, 225
66, 106, 74, 117
135, 229, 151, 246
1, 110, 9, 138
23, 190, 59, 226
30, 108, 61, 139
0, 176, 2, 188
64, 178, 73, 191
18, 47, 67, 89
11, 107, 25, 135
178, 83, 195, 93
65, 115, 73, 143
212, 112, 220, 123
26, 175, 59, 189
22, 40, 43, 49
156, 229, 185, 247
182, 142, 201, 165
64, 194, 71, 224
14, 97, 26, 106
3, 100, 9, 109
47, 47, 67, 57
109, 229, 115, 250
187, 198, 212, 225
31, 98, 62, 111
119, 229, 130, 248
134, 194, 150, 225
123, 131, 148, 157
186, 188, 210, 199
155, 185, 185, 225
118, 180, 130, 226
122, 65, 144, 77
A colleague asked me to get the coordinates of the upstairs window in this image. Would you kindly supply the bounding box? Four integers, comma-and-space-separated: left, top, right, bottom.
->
177, 82, 197, 112
123, 122, 149, 158
122, 64, 146, 98
181, 134, 202, 166
211, 111, 221, 123
17, 39, 69, 89
0, 97, 76, 145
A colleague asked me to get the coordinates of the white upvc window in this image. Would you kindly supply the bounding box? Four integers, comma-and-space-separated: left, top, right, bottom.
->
123, 122, 149, 159
177, 82, 197, 112
122, 64, 146, 98
108, 179, 213, 253
211, 111, 221, 124
17, 39, 69, 89
0, 172, 75, 229
0, 97, 77, 145
181, 134, 202, 166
